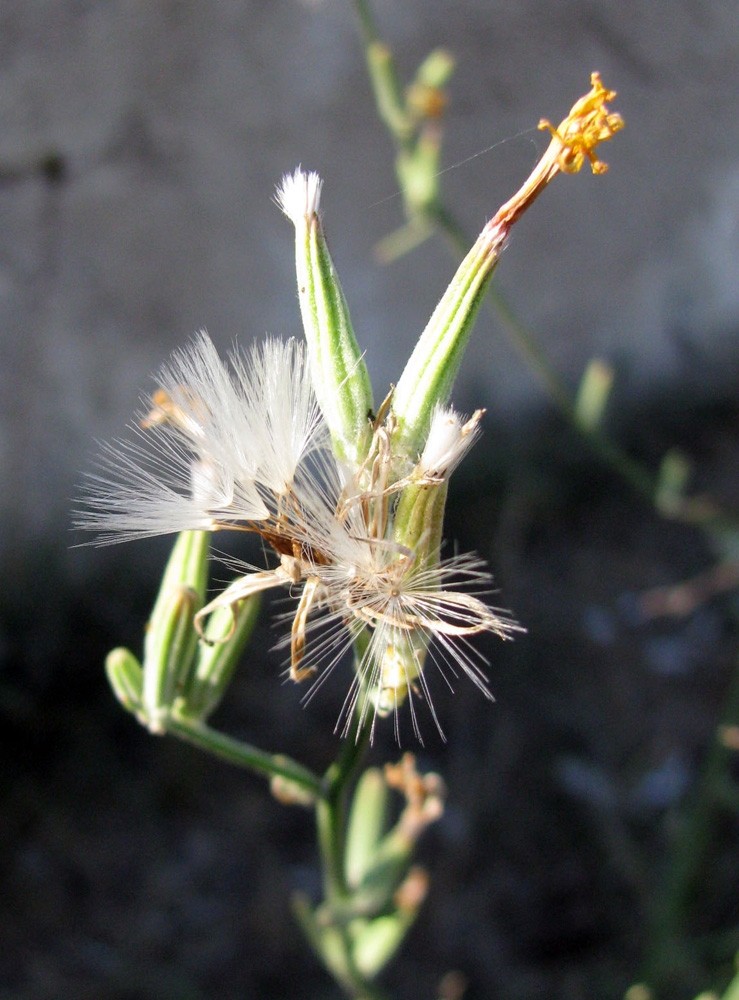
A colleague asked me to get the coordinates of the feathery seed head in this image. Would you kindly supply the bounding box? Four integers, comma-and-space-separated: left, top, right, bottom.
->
275, 167, 323, 224
80, 326, 521, 739
77, 333, 328, 543
78, 76, 624, 740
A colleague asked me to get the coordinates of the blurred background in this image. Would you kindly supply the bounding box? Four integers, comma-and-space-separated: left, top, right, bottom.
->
2, 1, 738, 998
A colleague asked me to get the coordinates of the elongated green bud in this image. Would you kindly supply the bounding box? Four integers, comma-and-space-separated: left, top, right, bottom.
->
575, 357, 614, 431
349, 756, 443, 977
393, 406, 484, 558
370, 479, 447, 716
370, 407, 485, 716
141, 530, 209, 732
351, 874, 426, 979
345, 769, 391, 890
291, 893, 356, 991
366, 41, 410, 139
393, 480, 447, 563
276, 168, 374, 468
348, 812, 426, 914
391, 230, 501, 463
147, 530, 209, 634
413, 47, 455, 91
106, 647, 144, 717
143, 585, 201, 732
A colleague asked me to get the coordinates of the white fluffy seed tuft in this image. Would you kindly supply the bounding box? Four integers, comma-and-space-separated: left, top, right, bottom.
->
418, 406, 485, 480
76, 332, 332, 544
274, 167, 323, 225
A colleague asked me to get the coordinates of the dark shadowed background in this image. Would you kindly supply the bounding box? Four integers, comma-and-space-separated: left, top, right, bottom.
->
2, 2, 738, 998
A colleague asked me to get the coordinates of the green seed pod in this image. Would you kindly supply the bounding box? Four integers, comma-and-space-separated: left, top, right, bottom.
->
276, 169, 374, 469
141, 530, 209, 732
391, 234, 500, 464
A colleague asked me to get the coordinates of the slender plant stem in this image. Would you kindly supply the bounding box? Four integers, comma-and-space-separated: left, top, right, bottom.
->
313, 687, 384, 1000
643, 648, 739, 994
317, 704, 374, 901
351, 0, 375, 46
167, 713, 323, 798
172, 706, 386, 999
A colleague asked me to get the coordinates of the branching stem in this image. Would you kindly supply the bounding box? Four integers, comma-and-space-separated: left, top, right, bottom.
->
167, 713, 323, 798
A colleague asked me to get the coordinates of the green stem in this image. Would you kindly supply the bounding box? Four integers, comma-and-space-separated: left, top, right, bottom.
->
317, 701, 374, 901
349, 0, 412, 147
643, 649, 739, 995
313, 684, 381, 999
172, 706, 385, 999
167, 713, 323, 799
350, 0, 376, 46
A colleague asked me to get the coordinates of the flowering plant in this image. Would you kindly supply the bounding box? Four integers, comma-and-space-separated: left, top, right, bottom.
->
79, 74, 621, 996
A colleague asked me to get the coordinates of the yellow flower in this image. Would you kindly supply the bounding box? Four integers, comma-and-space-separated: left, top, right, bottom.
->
538, 71, 624, 176
490, 71, 623, 232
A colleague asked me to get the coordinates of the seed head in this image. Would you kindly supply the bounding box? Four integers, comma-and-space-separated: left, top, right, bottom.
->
275, 167, 323, 224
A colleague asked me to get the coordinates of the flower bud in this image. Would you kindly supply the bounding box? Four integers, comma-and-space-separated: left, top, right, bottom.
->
574, 358, 614, 432
412, 47, 455, 93
351, 871, 427, 979
391, 470, 447, 585
371, 631, 429, 719
345, 768, 391, 889
141, 530, 209, 732
417, 406, 484, 480
276, 168, 374, 469
105, 647, 144, 719
391, 235, 499, 464
142, 584, 202, 733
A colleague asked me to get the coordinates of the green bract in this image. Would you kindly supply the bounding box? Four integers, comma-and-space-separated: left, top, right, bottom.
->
142, 530, 209, 732
277, 169, 374, 469
107, 530, 260, 733
392, 235, 499, 461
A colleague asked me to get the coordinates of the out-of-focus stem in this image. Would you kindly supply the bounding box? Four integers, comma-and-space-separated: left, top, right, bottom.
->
314, 690, 383, 999
167, 713, 323, 798
317, 698, 374, 902
643, 649, 739, 995
350, 0, 410, 144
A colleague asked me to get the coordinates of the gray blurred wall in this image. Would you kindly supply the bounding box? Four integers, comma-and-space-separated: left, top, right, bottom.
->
1, 0, 738, 574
